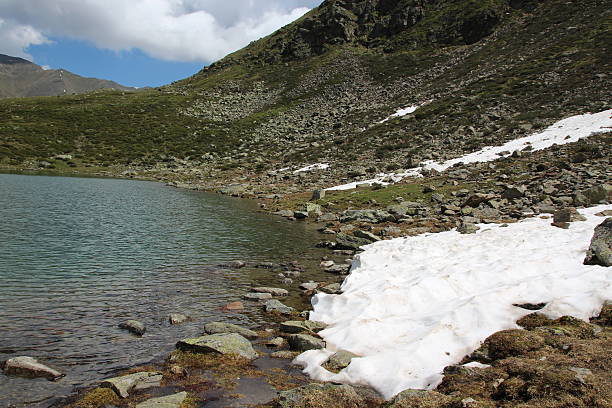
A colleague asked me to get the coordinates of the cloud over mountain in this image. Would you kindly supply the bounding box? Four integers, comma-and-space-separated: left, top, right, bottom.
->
0, 0, 319, 62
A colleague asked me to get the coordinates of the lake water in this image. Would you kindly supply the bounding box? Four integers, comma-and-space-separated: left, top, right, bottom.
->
0, 173, 325, 407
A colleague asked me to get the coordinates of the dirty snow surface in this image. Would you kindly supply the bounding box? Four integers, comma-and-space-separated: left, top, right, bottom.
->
295, 205, 612, 399
379, 105, 419, 123
294, 163, 330, 174
328, 109, 612, 190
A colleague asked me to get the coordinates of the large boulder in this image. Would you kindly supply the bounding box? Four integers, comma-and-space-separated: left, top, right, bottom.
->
322, 350, 359, 373
280, 320, 328, 334
384, 390, 454, 408
135, 392, 187, 408
204, 322, 258, 339
288, 334, 325, 351
340, 210, 395, 224
176, 333, 258, 360
2, 356, 64, 381
101, 371, 162, 398
584, 218, 612, 266
264, 299, 296, 315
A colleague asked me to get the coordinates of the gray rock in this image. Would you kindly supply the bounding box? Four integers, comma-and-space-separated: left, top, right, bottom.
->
325, 263, 351, 274
294, 211, 309, 219
387, 389, 454, 407
252, 287, 289, 296
288, 334, 325, 351
311, 189, 326, 201
280, 320, 328, 334
319, 283, 342, 294
353, 230, 381, 242
462, 194, 496, 208
101, 371, 163, 398
299, 281, 319, 291
266, 337, 285, 347
387, 202, 427, 217
135, 392, 187, 408
322, 350, 358, 372
119, 320, 146, 336
302, 203, 323, 216
335, 233, 372, 250
204, 322, 258, 339
275, 210, 295, 218
243, 292, 273, 301
219, 184, 248, 197
340, 210, 395, 224
317, 213, 339, 222
457, 222, 480, 234
168, 313, 189, 325
2, 356, 64, 381
264, 299, 296, 315
582, 184, 612, 205
584, 218, 612, 266
502, 186, 526, 200
176, 333, 258, 360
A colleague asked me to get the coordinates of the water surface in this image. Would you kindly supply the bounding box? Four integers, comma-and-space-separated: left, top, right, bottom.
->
0, 174, 323, 407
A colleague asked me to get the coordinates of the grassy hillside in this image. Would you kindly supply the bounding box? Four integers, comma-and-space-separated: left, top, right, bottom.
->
0, 0, 609, 190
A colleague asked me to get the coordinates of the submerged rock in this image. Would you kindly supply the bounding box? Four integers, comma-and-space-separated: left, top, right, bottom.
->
584, 218, 611, 266
204, 322, 258, 339
252, 287, 289, 296
2, 356, 64, 381
176, 333, 258, 360
264, 299, 296, 315
135, 391, 187, 408
118, 320, 146, 336
243, 292, 273, 301
101, 371, 163, 398
168, 313, 189, 325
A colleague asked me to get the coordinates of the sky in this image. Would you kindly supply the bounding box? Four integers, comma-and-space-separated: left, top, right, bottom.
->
0, 0, 322, 87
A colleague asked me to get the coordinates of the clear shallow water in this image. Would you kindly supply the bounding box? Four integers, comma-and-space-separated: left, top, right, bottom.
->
0, 174, 323, 407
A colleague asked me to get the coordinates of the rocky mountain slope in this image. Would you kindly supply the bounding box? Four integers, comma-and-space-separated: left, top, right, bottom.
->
0, 54, 134, 98
0, 0, 609, 194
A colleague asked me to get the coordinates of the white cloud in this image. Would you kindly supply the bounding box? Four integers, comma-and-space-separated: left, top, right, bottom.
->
0, 0, 320, 63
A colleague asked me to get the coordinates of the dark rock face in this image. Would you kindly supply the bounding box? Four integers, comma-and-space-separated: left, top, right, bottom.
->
584, 218, 611, 267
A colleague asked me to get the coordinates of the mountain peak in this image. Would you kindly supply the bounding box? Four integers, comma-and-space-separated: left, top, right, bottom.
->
0, 54, 35, 66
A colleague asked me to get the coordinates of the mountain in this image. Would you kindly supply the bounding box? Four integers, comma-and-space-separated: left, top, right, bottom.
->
0, 54, 135, 98
0, 0, 609, 192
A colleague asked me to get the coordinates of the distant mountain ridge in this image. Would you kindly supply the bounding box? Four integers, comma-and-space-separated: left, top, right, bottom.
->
0, 54, 135, 98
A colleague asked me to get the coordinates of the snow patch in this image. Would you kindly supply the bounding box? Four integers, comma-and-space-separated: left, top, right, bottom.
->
294, 163, 330, 174
328, 109, 612, 191
295, 205, 612, 399
379, 105, 419, 123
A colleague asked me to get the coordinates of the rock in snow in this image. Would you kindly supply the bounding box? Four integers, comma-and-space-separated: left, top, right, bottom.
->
584, 218, 612, 266
296, 205, 612, 399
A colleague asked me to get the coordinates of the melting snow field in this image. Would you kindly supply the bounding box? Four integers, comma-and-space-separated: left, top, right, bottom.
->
295, 205, 612, 399
378, 105, 419, 123
293, 163, 330, 174
328, 109, 612, 190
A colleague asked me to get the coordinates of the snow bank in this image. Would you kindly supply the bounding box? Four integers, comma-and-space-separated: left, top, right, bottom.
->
328, 109, 612, 190
294, 163, 330, 174
295, 205, 612, 399
379, 105, 419, 123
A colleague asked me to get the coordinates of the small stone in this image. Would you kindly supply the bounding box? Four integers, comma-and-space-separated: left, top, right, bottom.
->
168, 313, 189, 325
325, 264, 351, 274
323, 350, 359, 373
299, 281, 319, 291
119, 320, 146, 336
2, 356, 64, 381
311, 189, 326, 201
280, 320, 328, 334
266, 337, 285, 347
319, 283, 342, 294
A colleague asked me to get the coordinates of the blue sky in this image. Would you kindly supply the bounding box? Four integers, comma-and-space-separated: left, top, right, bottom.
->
0, 0, 321, 87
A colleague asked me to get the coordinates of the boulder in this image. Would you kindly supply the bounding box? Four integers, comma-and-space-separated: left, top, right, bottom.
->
325, 263, 351, 274
2, 356, 64, 381
176, 333, 258, 360
385, 389, 454, 408
276, 383, 381, 408
101, 371, 163, 398
300, 281, 319, 291
280, 320, 328, 334
118, 320, 146, 336
135, 392, 187, 408
288, 334, 325, 351
219, 184, 248, 197
302, 203, 323, 216
582, 184, 612, 205
204, 322, 258, 339
387, 202, 427, 217
322, 350, 359, 373
462, 193, 497, 208
340, 210, 395, 224
335, 233, 372, 250
353, 230, 381, 242
584, 218, 612, 266
264, 299, 296, 315
311, 189, 326, 201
